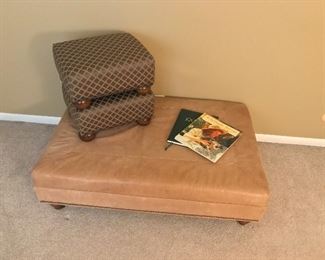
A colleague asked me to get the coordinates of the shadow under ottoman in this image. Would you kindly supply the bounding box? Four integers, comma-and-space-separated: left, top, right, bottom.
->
32, 97, 270, 223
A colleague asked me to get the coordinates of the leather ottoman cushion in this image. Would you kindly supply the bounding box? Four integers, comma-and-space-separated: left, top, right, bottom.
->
53, 32, 155, 104
32, 97, 270, 220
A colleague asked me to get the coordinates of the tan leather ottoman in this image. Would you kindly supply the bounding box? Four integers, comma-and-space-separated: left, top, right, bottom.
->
32, 97, 269, 223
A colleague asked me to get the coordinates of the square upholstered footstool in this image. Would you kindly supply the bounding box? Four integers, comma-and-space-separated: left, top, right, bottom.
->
53, 32, 155, 141
53, 32, 155, 110
66, 90, 154, 141
32, 97, 270, 224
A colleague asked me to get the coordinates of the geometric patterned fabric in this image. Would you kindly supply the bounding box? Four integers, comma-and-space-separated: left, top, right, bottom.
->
53, 32, 155, 104
52, 32, 156, 136
68, 90, 154, 136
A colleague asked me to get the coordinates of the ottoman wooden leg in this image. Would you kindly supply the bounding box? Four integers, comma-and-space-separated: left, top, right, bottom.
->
237, 221, 250, 226
79, 132, 97, 142
137, 86, 152, 96
50, 204, 65, 210
137, 117, 151, 126
74, 98, 92, 110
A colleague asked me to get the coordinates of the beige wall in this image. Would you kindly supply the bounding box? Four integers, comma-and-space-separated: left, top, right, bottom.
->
1, 0, 324, 138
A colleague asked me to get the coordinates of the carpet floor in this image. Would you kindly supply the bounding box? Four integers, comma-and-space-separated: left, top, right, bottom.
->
0, 121, 324, 260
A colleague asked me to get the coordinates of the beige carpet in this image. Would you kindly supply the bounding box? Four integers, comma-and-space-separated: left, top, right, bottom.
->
0, 121, 324, 260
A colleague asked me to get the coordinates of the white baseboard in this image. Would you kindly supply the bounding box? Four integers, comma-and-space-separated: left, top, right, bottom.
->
255, 134, 325, 147
0, 112, 324, 147
0, 112, 61, 125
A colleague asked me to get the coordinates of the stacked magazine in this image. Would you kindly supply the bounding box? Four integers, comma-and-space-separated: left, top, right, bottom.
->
166, 109, 241, 163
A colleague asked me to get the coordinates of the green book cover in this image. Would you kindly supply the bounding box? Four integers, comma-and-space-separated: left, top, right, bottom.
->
167, 109, 204, 147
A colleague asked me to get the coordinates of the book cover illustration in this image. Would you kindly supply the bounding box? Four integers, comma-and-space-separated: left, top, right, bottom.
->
175, 113, 241, 163
167, 109, 203, 146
